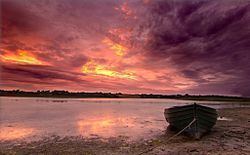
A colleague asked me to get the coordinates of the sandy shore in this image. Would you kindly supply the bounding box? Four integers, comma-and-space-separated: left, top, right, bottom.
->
1, 107, 250, 155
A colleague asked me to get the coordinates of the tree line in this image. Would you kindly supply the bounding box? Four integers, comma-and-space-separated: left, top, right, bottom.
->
0, 90, 249, 102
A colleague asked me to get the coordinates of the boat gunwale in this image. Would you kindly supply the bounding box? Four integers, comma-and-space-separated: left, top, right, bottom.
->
165, 109, 218, 120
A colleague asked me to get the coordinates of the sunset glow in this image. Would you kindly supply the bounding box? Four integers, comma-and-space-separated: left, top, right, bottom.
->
77, 116, 135, 137
0, 126, 34, 140
1, 0, 249, 96
103, 38, 127, 57
115, 2, 136, 19
82, 60, 136, 80
1, 50, 43, 65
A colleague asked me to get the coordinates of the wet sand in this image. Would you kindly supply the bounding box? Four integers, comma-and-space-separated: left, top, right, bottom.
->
1, 107, 250, 155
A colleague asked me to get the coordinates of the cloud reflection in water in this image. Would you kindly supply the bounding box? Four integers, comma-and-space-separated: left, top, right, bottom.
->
77, 114, 164, 139
0, 125, 34, 140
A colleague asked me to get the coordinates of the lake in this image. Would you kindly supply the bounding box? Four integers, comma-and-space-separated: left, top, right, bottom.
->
0, 97, 248, 142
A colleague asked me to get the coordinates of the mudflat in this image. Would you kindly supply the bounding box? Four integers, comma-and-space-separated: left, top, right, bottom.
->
1, 107, 250, 155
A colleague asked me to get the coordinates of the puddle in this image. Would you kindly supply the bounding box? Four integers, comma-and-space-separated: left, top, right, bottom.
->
217, 117, 233, 121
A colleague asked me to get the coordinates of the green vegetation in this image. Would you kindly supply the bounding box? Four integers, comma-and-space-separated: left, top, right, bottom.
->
0, 90, 250, 102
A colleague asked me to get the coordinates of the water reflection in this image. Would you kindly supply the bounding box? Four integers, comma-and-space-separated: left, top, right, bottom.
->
77, 114, 164, 139
0, 125, 34, 140
1, 97, 248, 141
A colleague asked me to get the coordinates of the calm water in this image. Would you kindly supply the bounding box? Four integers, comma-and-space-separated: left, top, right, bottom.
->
0, 97, 248, 141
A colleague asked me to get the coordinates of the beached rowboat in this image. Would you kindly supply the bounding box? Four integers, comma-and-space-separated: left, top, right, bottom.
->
164, 103, 218, 139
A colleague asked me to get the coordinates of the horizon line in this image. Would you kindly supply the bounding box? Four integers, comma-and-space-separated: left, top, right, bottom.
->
0, 89, 248, 98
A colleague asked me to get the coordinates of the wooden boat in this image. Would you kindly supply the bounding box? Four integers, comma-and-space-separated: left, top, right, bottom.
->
164, 103, 218, 139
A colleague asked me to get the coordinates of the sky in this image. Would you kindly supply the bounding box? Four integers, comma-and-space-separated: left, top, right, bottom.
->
1, 0, 250, 96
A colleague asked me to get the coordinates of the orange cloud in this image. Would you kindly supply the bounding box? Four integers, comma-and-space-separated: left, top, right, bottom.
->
82, 60, 136, 80
102, 38, 127, 57
1, 50, 44, 65
115, 2, 136, 19
108, 28, 133, 42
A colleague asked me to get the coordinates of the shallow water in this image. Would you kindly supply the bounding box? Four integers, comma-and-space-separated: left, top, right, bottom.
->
0, 97, 249, 142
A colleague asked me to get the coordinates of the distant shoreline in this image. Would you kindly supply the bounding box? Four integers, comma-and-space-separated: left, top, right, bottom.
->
1, 90, 250, 102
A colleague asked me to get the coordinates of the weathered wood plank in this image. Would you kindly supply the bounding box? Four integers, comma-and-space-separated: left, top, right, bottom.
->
164, 103, 217, 139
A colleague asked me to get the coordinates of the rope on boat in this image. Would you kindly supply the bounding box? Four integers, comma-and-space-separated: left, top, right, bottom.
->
137, 118, 196, 155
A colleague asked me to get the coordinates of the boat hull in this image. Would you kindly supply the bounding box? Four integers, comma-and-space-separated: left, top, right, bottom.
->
164, 103, 218, 139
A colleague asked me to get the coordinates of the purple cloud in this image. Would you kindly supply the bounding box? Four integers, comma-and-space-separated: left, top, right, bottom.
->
1, 0, 250, 96
131, 0, 250, 96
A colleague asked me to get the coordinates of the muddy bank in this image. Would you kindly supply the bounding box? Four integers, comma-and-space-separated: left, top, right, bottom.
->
1, 108, 250, 155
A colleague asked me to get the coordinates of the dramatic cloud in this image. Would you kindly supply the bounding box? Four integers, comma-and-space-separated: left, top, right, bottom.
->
128, 0, 250, 96
1, 0, 250, 96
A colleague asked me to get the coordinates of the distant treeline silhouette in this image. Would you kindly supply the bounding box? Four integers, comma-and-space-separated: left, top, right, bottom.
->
0, 90, 249, 102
